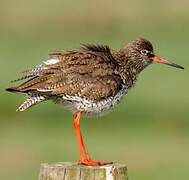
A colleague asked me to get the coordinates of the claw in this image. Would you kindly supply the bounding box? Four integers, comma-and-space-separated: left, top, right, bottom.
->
80, 159, 113, 166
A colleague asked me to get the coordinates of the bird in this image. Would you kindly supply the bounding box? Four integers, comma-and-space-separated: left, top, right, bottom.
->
6, 38, 184, 166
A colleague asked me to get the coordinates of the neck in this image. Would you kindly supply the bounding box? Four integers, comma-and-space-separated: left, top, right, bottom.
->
112, 49, 149, 86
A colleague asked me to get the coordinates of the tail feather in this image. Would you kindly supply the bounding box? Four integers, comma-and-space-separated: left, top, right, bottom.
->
6, 87, 20, 93
11, 74, 34, 83
17, 95, 46, 111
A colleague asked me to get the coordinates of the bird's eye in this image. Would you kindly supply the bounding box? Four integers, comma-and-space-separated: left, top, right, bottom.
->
141, 50, 149, 55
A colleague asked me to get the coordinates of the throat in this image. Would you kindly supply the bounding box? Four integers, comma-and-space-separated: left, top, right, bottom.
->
124, 71, 138, 89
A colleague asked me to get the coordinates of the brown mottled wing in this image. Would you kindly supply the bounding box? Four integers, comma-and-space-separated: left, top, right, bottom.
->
50, 74, 122, 101
12, 45, 122, 101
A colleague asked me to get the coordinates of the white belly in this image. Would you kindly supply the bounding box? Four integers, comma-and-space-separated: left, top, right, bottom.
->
53, 85, 129, 116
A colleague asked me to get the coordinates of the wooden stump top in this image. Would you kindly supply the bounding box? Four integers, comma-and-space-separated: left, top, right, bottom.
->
39, 162, 128, 180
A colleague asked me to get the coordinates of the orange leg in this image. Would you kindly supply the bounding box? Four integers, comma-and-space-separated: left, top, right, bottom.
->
73, 112, 113, 166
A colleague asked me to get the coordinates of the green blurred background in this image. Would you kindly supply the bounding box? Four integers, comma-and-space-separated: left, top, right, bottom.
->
1, 0, 189, 179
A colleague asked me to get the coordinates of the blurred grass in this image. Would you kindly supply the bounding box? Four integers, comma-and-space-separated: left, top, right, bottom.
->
0, 0, 189, 179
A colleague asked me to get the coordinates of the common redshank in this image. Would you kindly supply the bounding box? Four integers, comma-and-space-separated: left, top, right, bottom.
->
6, 38, 184, 166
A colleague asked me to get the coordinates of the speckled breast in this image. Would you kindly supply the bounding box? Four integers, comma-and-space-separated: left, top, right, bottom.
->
53, 84, 129, 116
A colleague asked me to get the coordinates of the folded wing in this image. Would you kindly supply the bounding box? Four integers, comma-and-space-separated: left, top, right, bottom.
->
8, 45, 122, 102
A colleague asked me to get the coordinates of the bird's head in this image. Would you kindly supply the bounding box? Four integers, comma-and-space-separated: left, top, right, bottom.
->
124, 38, 184, 72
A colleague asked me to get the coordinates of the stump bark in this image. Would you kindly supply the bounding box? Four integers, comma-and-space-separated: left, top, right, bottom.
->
39, 162, 128, 180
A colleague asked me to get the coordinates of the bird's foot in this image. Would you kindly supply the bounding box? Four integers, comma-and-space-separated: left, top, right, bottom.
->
80, 159, 113, 166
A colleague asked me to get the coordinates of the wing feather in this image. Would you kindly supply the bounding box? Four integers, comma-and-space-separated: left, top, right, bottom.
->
10, 45, 122, 101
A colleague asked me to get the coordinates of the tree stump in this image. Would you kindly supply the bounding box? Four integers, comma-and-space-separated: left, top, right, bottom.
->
39, 162, 128, 180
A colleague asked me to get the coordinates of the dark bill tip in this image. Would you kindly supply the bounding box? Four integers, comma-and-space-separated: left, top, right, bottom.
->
166, 62, 184, 70
152, 56, 184, 70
